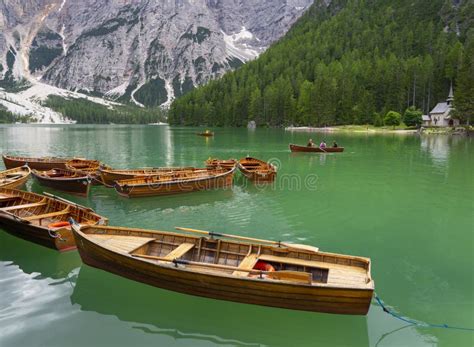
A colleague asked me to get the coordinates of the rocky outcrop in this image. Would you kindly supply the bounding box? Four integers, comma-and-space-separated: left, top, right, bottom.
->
0, 0, 313, 106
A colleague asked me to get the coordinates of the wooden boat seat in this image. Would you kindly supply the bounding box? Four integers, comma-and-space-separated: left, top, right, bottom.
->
24, 209, 70, 221
89, 234, 155, 253
162, 243, 195, 260
1, 201, 48, 212
232, 254, 259, 277
258, 254, 331, 271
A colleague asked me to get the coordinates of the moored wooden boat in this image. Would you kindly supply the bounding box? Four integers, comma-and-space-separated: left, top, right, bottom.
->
31, 168, 92, 196
0, 166, 31, 189
3, 154, 69, 170
238, 157, 277, 182
205, 158, 237, 170
289, 144, 344, 153
0, 188, 107, 251
99, 166, 196, 186
114, 167, 235, 198
71, 224, 374, 314
66, 159, 107, 185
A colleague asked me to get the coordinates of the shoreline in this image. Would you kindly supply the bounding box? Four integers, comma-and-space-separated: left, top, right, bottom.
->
284, 126, 418, 134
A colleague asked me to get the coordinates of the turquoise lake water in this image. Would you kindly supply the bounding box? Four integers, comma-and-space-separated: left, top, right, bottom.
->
0, 125, 472, 346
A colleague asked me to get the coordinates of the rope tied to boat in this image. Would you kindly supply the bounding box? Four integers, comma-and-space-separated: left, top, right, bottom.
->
374, 293, 474, 332
47, 228, 65, 241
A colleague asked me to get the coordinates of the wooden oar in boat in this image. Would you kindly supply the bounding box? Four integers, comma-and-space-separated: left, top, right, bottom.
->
175, 227, 319, 252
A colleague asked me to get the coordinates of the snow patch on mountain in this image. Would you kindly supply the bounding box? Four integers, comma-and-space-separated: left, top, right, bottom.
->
223, 27, 262, 62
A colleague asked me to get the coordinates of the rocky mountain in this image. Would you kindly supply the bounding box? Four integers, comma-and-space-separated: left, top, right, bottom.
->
0, 0, 313, 109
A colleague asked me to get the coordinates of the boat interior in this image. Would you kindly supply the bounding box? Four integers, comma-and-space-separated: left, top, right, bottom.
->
35, 169, 85, 179
0, 168, 30, 185
0, 189, 103, 227
80, 226, 372, 288
116, 168, 232, 186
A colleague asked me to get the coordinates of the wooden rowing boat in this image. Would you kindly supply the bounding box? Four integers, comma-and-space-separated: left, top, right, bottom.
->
238, 157, 277, 182
289, 144, 345, 153
71, 224, 374, 314
197, 131, 214, 137
65, 158, 102, 174
0, 166, 31, 189
99, 166, 196, 186
205, 158, 237, 170
0, 188, 107, 251
114, 167, 235, 198
31, 168, 92, 196
66, 159, 107, 185
2, 154, 69, 170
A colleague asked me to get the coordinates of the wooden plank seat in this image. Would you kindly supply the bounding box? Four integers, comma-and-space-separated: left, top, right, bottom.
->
24, 209, 70, 221
89, 235, 156, 253
1, 201, 47, 212
232, 254, 259, 276
162, 243, 195, 260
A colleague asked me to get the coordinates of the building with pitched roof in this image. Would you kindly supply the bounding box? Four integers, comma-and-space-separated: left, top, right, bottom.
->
422, 85, 459, 127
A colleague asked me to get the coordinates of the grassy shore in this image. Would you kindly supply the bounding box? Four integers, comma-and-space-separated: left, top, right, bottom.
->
285, 124, 417, 134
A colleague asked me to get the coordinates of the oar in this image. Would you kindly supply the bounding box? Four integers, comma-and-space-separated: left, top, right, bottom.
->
175, 227, 319, 252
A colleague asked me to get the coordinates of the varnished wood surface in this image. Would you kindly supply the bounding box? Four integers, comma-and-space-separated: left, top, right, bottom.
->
0, 188, 107, 251
2, 154, 69, 170
238, 157, 277, 182
99, 166, 196, 185
113, 167, 235, 197
0, 166, 31, 189
73, 225, 374, 314
31, 168, 91, 196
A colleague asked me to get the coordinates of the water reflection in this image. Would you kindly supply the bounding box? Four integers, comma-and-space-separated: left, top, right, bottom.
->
71, 265, 370, 346
420, 135, 450, 164
0, 231, 81, 280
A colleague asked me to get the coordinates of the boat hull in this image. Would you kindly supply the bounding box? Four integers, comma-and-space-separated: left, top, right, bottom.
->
0, 167, 31, 189
99, 167, 195, 186
238, 157, 277, 182
0, 212, 77, 251
73, 230, 373, 315
0, 188, 107, 250
31, 171, 91, 196
3, 155, 68, 170
114, 169, 235, 198
289, 144, 345, 153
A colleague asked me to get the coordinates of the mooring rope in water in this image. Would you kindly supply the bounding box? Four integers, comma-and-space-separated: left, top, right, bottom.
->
374, 293, 474, 332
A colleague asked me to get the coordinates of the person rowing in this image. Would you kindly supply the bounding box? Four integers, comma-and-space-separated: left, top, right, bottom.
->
319, 140, 327, 149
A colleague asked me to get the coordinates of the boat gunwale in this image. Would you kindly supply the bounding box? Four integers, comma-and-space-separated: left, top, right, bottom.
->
75, 224, 373, 290
31, 169, 90, 182
114, 166, 236, 188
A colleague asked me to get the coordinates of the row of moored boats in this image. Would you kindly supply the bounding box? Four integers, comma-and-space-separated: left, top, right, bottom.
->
1, 154, 277, 197
0, 146, 373, 316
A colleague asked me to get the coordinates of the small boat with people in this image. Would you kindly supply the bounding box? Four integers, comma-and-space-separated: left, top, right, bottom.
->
31, 168, 92, 196
99, 166, 196, 186
71, 223, 374, 314
197, 130, 214, 137
290, 143, 344, 153
113, 167, 236, 198
2, 154, 70, 170
0, 166, 31, 189
238, 157, 277, 182
0, 188, 107, 251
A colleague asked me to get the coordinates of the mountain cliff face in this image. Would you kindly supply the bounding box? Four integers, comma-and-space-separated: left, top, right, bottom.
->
0, 0, 312, 107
